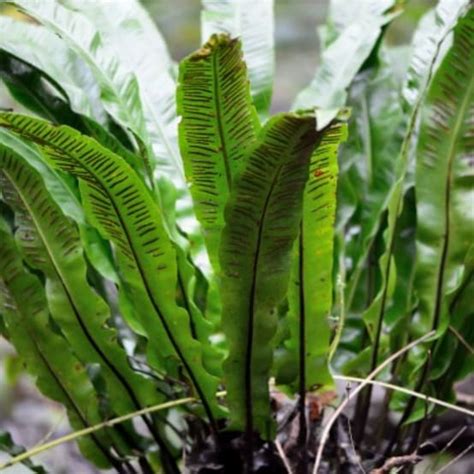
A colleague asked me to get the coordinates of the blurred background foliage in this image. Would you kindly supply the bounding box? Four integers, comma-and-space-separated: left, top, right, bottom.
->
143, 0, 434, 112
0, 0, 434, 113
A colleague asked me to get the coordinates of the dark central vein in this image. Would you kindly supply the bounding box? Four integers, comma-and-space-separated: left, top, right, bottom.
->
5, 169, 173, 452
56, 147, 218, 431
245, 163, 283, 438
212, 50, 232, 189
432, 72, 473, 330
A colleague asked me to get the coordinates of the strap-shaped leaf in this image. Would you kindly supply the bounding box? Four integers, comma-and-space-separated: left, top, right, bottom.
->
0, 146, 166, 429
9, 0, 210, 270
4, 0, 206, 272
201, 0, 274, 118
292, 0, 398, 124
402, 0, 471, 110
0, 227, 115, 469
0, 16, 106, 124
0, 128, 122, 283
0, 112, 222, 425
177, 34, 259, 271
10, 0, 152, 159
58, 0, 182, 185
55, 0, 211, 273
219, 113, 319, 437
414, 8, 474, 336
352, 0, 471, 356
344, 60, 405, 310
339, 1, 472, 428
285, 121, 347, 390
352, 0, 472, 426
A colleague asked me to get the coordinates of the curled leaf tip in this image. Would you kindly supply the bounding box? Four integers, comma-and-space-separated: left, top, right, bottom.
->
192, 33, 237, 60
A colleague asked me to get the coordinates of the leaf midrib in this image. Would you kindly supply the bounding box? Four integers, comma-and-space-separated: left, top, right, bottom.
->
244, 161, 283, 436
17, 3, 155, 156
28, 138, 218, 428
91, 163, 217, 428
4, 169, 150, 415
431, 66, 474, 330
244, 127, 308, 431
212, 47, 232, 189
2, 287, 114, 466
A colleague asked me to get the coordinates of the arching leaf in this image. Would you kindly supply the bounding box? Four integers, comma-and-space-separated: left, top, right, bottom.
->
0, 145, 166, 432
9, 0, 152, 160
201, 0, 274, 118
220, 113, 319, 437
59, 0, 183, 187
0, 16, 106, 123
349, 0, 471, 358
342, 1, 473, 427
10, 0, 210, 274
413, 7, 473, 336
4, 0, 207, 286
0, 112, 222, 425
0, 227, 115, 469
177, 34, 259, 271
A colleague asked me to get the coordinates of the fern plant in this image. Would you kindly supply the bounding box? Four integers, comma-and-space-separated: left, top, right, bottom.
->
0, 0, 472, 473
